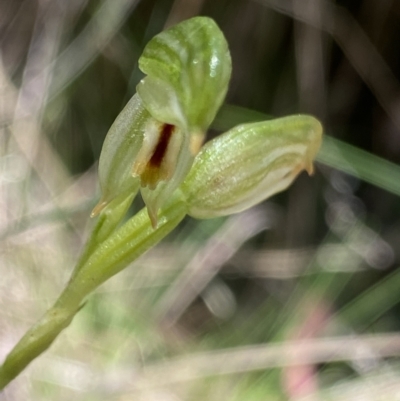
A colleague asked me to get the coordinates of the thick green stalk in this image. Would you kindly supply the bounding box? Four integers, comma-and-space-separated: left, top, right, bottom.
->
0, 194, 187, 390
71, 192, 135, 278
66, 192, 188, 297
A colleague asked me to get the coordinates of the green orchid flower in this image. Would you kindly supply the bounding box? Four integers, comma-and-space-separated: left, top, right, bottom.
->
92, 16, 232, 226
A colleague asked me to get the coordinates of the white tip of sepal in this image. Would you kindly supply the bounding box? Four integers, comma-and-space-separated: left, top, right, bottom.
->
181, 115, 323, 219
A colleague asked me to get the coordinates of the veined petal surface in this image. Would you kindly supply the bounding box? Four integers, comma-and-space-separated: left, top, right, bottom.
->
182, 115, 323, 219
137, 16, 232, 133
93, 94, 151, 215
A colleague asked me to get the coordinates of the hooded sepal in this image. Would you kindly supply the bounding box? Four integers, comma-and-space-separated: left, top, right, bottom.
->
137, 16, 232, 133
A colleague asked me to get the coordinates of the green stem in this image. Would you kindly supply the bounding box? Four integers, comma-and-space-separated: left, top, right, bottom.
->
71, 192, 135, 279
0, 194, 187, 390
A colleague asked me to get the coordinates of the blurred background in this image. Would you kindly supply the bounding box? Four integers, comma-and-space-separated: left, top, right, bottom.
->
1, 0, 400, 400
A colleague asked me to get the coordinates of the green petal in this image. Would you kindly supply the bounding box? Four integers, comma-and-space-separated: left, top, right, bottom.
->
182, 115, 323, 219
137, 16, 232, 132
93, 94, 150, 215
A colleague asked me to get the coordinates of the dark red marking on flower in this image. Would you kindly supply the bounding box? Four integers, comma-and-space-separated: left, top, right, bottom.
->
149, 123, 175, 168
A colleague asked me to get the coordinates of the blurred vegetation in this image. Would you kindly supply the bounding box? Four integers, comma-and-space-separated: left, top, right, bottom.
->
1, 0, 400, 400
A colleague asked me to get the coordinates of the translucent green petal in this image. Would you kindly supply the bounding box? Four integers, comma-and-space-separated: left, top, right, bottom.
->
137, 16, 232, 132
93, 94, 151, 215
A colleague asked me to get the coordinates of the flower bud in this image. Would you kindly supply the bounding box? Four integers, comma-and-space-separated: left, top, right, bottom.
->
181, 115, 323, 219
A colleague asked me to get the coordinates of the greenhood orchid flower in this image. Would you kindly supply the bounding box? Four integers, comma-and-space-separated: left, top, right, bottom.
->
92, 17, 232, 226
